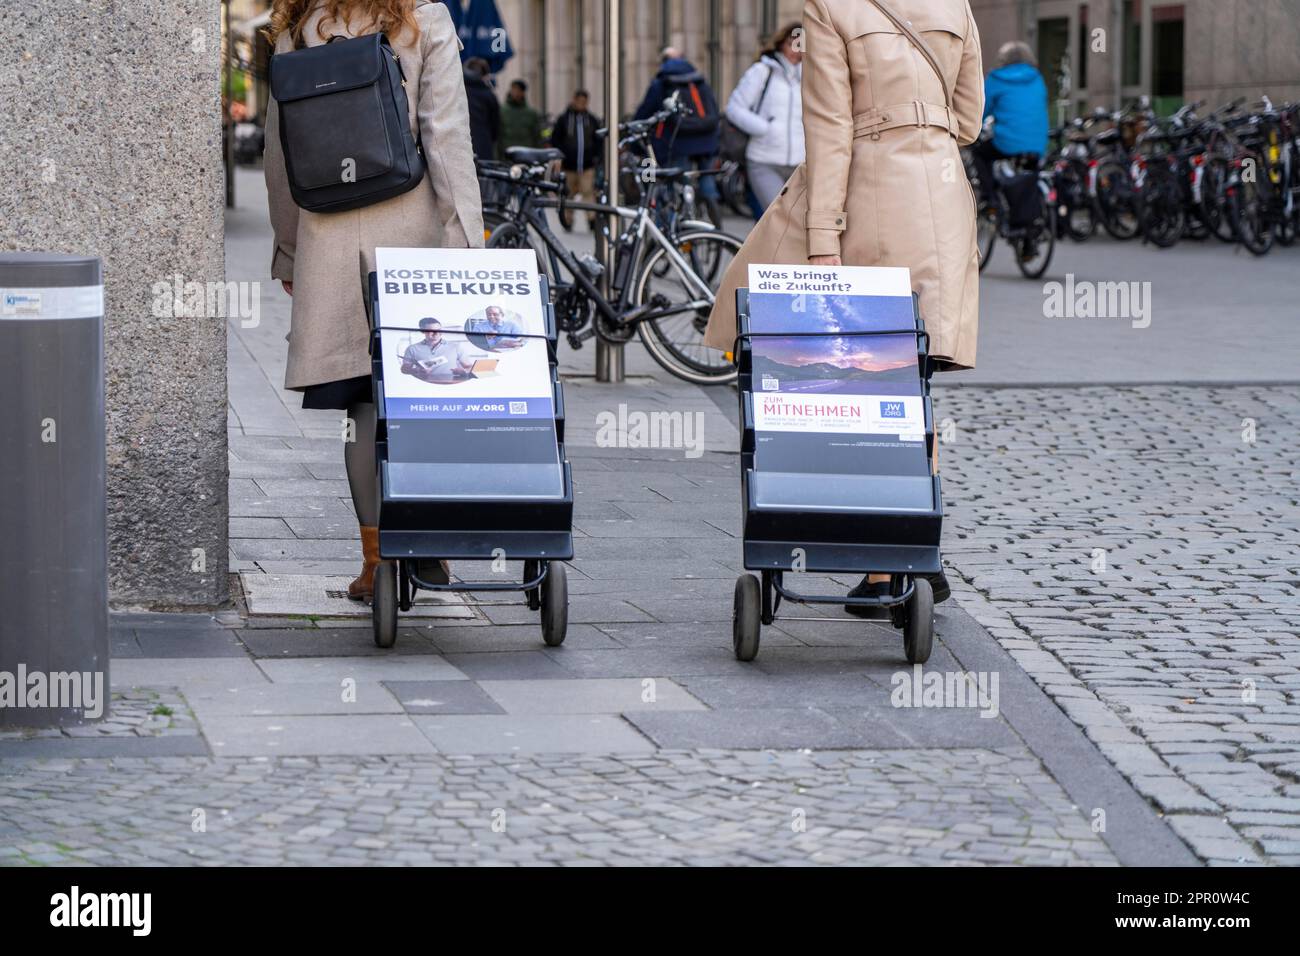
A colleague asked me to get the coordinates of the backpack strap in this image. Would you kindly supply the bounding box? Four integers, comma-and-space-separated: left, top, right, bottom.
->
865, 0, 955, 112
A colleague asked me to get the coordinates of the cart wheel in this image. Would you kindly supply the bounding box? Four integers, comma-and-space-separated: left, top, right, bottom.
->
903, 576, 934, 664
733, 574, 761, 662
372, 561, 398, 649
540, 562, 568, 647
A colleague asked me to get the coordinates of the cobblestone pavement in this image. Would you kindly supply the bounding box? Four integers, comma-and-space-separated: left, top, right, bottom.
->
0, 749, 1114, 866
936, 384, 1300, 865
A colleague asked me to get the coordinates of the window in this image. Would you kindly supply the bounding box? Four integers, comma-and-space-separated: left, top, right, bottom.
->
1077, 4, 1089, 91
1122, 0, 1142, 87
1152, 4, 1185, 115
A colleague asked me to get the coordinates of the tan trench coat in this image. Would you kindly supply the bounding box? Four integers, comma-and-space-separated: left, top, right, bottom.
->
704, 0, 985, 370
265, 0, 485, 390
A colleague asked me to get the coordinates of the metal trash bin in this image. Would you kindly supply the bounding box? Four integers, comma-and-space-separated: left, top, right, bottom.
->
0, 253, 108, 728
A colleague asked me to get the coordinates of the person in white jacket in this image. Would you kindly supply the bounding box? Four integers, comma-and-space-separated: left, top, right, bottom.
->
724, 23, 805, 210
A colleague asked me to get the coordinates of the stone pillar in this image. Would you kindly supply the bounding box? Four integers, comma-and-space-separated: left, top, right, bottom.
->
0, 0, 228, 607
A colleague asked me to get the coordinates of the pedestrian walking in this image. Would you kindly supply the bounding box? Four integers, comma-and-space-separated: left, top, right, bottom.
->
548, 89, 602, 232
263, 0, 484, 602
633, 47, 723, 211
462, 56, 501, 160
704, 0, 985, 608
498, 78, 544, 157
724, 22, 805, 210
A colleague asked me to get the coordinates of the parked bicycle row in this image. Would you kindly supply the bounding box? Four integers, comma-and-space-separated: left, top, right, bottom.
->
1043, 97, 1299, 256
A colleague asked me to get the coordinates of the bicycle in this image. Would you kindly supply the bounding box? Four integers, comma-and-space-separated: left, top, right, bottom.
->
964, 126, 1057, 279
479, 103, 741, 386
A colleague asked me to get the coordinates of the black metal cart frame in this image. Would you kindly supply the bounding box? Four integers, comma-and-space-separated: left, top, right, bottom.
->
730, 288, 942, 664
365, 272, 574, 649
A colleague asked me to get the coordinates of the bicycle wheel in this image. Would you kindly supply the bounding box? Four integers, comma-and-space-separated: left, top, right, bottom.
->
1200, 156, 1238, 242
976, 201, 996, 271
486, 220, 553, 283
634, 230, 741, 385
1095, 159, 1140, 240
1138, 170, 1185, 248
1230, 175, 1276, 256
1016, 195, 1056, 279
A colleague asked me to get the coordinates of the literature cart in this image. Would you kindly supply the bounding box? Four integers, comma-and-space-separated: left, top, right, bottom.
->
366, 249, 573, 649
731, 265, 942, 663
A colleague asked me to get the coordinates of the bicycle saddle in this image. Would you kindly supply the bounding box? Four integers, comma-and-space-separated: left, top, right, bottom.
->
505, 146, 563, 165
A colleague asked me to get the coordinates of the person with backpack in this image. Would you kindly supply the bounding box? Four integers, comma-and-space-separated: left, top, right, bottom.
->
263, 0, 483, 603
548, 89, 603, 232
724, 22, 804, 210
633, 49, 723, 206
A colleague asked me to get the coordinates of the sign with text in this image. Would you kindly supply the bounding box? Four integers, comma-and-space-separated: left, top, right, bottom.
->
374, 248, 561, 499
745, 263, 928, 485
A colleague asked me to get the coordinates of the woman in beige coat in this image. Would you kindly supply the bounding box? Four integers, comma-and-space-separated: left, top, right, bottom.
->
704, 0, 984, 608
265, 0, 484, 601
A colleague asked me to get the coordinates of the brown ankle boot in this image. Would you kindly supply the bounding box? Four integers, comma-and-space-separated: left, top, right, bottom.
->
348, 526, 380, 601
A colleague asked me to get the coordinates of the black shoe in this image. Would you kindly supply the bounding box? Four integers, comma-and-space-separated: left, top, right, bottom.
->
925, 570, 951, 604
845, 577, 891, 619
414, 559, 450, 586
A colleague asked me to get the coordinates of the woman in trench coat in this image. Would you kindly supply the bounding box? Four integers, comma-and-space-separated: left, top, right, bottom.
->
704, 0, 985, 608
264, 0, 484, 601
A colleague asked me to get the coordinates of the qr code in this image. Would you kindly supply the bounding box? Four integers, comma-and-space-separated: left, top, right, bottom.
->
509, 401, 527, 414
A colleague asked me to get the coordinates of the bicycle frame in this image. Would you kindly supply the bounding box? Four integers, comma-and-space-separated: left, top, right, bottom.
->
507, 188, 718, 331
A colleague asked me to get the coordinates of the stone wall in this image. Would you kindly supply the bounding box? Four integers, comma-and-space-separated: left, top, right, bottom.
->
0, 0, 228, 607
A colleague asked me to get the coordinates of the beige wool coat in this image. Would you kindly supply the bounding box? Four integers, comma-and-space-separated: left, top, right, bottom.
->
704, 0, 985, 370
265, 0, 484, 390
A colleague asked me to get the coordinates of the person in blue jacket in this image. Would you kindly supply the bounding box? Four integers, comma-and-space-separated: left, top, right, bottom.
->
972, 41, 1049, 200
634, 48, 723, 202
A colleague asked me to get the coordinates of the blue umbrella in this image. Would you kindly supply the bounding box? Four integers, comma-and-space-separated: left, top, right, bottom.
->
459, 0, 514, 74
442, 0, 463, 35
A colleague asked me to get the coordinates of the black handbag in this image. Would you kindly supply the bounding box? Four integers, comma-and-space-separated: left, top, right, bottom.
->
720, 65, 774, 163
269, 32, 426, 213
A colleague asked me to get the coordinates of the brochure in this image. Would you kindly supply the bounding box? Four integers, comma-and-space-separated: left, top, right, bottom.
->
745, 263, 929, 485
373, 248, 562, 499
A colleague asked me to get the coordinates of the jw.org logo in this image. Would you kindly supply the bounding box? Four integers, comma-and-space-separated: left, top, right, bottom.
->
879, 401, 906, 419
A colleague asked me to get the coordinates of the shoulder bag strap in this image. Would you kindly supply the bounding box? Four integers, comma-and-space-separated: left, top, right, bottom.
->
865, 0, 955, 111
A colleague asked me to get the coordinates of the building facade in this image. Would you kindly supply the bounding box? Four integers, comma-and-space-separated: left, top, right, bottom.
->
494, 0, 1300, 123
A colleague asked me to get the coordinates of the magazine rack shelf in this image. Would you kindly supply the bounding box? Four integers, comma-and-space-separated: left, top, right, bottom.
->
731, 285, 941, 665
366, 269, 573, 650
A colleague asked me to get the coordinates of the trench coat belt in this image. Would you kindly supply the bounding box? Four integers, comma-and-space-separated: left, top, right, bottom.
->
853, 101, 957, 140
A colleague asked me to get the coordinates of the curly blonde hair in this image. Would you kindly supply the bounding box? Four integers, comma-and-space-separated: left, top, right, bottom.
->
265, 0, 420, 47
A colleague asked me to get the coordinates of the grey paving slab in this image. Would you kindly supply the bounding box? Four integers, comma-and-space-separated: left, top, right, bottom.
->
236, 627, 441, 658
441, 651, 572, 681
112, 658, 269, 689
626, 708, 869, 750
202, 715, 435, 757
256, 655, 469, 684
478, 678, 707, 715
184, 682, 404, 718
0, 737, 210, 760
420, 622, 622, 653
411, 714, 655, 755
132, 629, 249, 659
383, 681, 506, 715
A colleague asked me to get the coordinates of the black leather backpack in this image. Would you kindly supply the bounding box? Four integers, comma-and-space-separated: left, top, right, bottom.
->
269, 31, 426, 213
